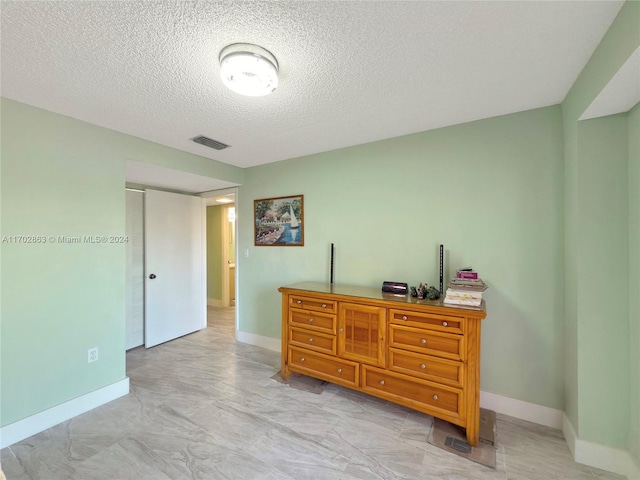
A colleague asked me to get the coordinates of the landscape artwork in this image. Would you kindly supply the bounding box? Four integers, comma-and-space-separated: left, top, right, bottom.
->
254, 195, 304, 246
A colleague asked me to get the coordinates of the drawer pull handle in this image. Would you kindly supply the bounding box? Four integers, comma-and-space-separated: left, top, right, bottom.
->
296, 300, 302, 304
379, 380, 385, 385
402, 315, 408, 320
421, 338, 427, 344
308, 338, 314, 343
433, 394, 439, 401
300, 357, 305, 362
308, 318, 314, 323
321, 304, 327, 308
442, 321, 448, 327
420, 364, 426, 369
339, 328, 343, 332
337, 368, 342, 373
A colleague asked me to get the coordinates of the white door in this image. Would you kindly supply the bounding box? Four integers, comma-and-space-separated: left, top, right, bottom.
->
145, 189, 205, 348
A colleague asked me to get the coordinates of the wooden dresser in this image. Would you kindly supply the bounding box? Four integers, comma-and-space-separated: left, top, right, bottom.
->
279, 282, 487, 446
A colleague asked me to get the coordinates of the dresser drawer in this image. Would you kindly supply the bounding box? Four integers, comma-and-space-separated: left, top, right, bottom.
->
362, 366, 462, 419
288, 346, 359, 388
289, 327, 336, 355
389, 325, 463, 361
289, 308, 336, 334
390, 309, 463, 334
389, 348, 463, 388
290, 295, 336, 313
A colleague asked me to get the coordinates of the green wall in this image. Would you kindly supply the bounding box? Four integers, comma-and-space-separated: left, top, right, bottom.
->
577, 115, 629, 448
1, 100, 125, 426
238, 105, 565, 409
0, 98, 243, 427
207, 205, 223, 301
561, 0, 640, 451
629, 101, 640, 465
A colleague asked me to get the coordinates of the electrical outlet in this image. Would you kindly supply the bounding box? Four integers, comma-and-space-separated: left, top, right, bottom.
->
88, 347, 98, 363
243, 248, 249, 258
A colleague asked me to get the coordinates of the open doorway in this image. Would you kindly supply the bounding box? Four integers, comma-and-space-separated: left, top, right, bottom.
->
203, 189, 237, 335
125, 187, 207, 350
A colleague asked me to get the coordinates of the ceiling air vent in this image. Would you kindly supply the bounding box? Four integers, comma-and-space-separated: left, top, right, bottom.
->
192, 135, 230, 151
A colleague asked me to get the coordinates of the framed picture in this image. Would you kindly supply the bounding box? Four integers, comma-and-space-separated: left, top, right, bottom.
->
254, 195, 304, 246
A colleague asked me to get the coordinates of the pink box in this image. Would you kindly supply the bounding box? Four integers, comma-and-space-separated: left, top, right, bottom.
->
457, 271, 478, 279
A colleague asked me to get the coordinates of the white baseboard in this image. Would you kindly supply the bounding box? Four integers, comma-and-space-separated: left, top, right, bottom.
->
236, 331, 281, 352
562, 413, 579, 459
0, 378, 129, 449
480, 390, 563, 429
207, 298, 223, 307
481, 392, 640, 478
562, 414, 640, 479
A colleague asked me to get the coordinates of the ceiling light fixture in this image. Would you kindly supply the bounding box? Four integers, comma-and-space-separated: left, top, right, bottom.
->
219, 43, 279, 97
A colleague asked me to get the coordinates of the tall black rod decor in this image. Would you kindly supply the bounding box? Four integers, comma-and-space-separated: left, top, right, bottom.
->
439, 244, 444, 294
330, 243, 335, 284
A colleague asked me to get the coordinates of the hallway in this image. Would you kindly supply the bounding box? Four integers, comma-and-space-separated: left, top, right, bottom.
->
207, 305, 235, 336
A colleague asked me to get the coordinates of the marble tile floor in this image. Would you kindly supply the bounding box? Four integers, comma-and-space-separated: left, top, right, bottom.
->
1, 306, 626, 480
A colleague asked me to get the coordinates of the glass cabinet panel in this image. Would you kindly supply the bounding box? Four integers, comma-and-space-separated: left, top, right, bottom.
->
338, 302, 386, 367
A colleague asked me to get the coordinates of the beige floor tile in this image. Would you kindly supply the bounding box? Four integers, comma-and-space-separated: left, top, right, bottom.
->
0, 306, 627, 480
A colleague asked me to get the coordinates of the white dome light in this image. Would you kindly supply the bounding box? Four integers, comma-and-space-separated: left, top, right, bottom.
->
219, 43, 279, 97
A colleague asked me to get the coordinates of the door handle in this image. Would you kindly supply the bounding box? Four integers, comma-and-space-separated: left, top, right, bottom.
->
149, 274, 156, 279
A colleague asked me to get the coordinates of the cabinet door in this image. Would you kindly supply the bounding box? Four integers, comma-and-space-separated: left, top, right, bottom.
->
338, 303, 386, 367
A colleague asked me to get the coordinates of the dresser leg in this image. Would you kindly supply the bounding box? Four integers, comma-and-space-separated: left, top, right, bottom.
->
280, 293, 291, 381
465, 317, 481, 447
466, 427, 478, 447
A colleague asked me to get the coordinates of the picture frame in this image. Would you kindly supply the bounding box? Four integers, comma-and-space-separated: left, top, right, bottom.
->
254, 194, 304, 246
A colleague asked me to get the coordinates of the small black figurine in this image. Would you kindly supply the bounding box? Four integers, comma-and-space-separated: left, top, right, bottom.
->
426, 286, 441, 300
410, 286, 418, 297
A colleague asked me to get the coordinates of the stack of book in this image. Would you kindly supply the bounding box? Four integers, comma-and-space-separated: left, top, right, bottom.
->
444, 268, 487, 307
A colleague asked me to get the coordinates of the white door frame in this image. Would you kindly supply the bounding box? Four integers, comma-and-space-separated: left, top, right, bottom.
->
221, 203, 236, 307
200, 187, 239, 331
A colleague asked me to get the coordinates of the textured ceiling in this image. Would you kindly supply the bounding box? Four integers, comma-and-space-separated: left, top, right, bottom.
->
0, 1, 624, 169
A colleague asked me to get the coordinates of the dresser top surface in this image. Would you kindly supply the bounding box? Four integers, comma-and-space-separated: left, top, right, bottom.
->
279, 282, 486, 316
